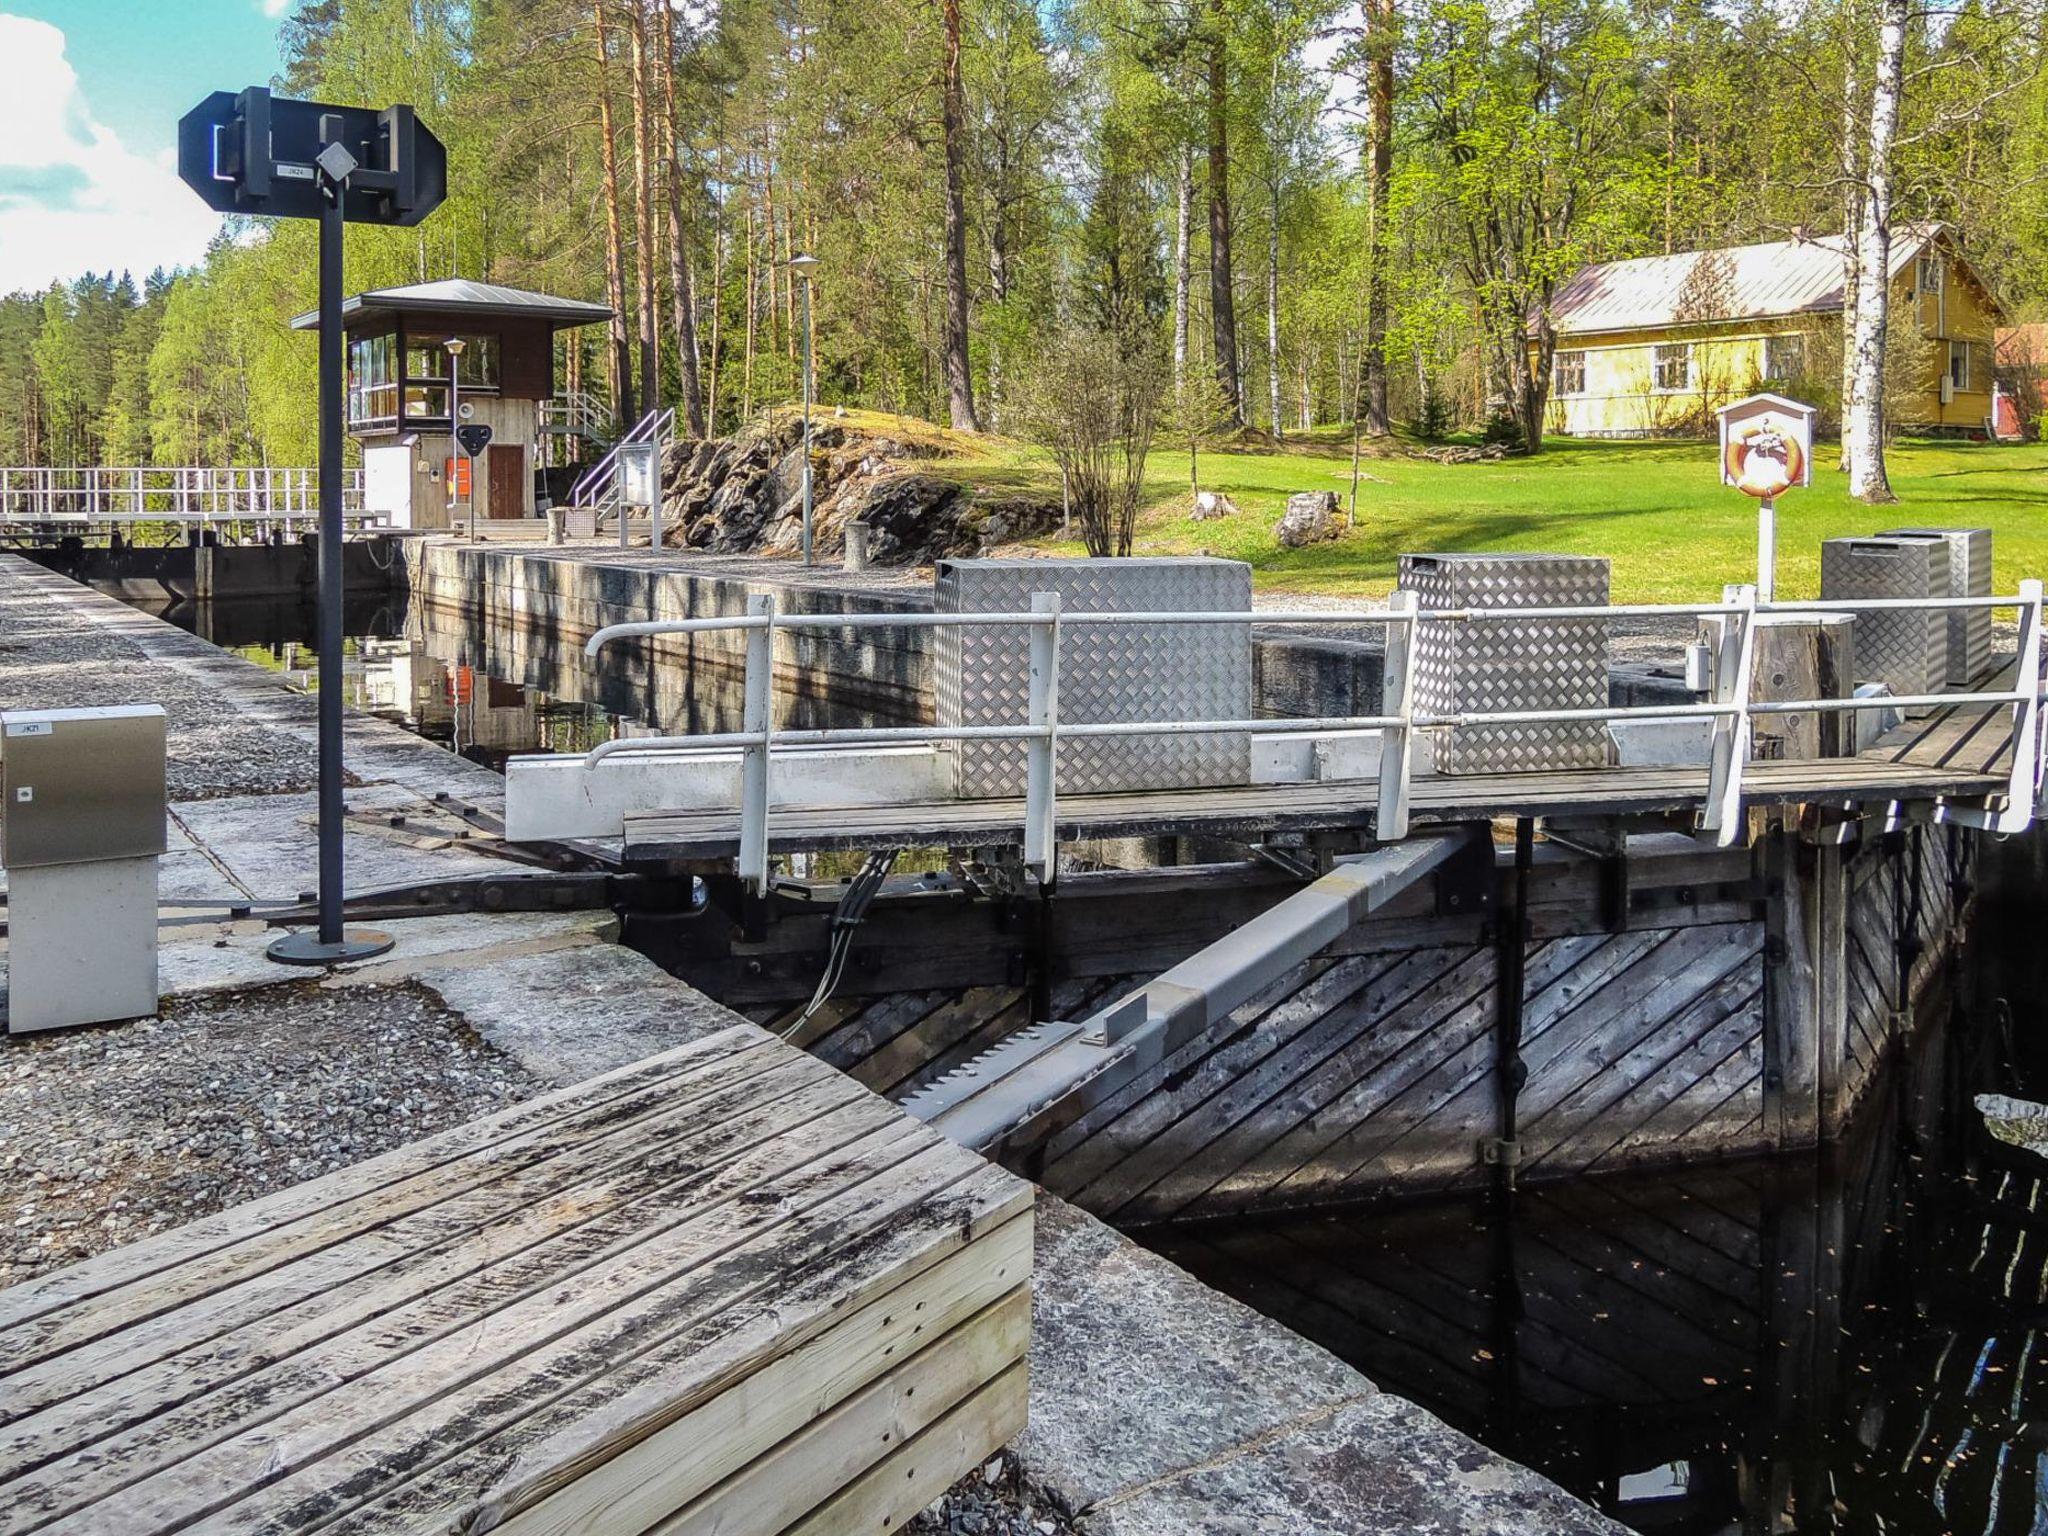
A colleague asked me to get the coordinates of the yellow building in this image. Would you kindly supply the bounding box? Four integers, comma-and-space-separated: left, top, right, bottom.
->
1542, 224, 2004, 439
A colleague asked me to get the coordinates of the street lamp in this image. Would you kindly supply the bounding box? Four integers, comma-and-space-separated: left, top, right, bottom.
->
788, 253, 819, 565
445, 337, 470, 537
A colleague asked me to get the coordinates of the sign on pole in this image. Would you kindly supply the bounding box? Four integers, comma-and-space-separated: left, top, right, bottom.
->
1716, 392, 1816, 605
179, 88, 446, 966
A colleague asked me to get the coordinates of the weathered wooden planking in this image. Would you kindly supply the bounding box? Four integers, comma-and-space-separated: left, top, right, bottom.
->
0, 1030, 773, 1344
0, 1025, 1032, 1536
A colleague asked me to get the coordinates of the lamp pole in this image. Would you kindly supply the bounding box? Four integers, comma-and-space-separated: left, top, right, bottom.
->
789, 253, 818, 565
445, 337, 469, 538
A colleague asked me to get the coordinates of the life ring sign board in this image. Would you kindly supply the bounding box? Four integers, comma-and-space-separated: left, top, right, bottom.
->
1718, 392, 1816, 499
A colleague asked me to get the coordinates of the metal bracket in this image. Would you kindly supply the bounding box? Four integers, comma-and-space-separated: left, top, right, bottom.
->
1480, 1137, 1522, 1169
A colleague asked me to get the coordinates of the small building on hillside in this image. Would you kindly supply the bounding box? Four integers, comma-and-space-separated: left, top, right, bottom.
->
292, 279, 612, 528
1540, 224, 2003, 439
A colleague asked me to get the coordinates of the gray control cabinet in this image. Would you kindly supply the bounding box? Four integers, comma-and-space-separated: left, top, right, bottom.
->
1820, 537, 1948, 712
1398, 553, 1612, 774
1878, 527, 1993, 686
934, 557, 1252, 798
2, 705, 165, 1033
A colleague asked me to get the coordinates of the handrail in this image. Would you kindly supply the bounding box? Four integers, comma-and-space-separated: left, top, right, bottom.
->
575, 584, 2048, 890
0, 465, 365, 519
570, 406, 672, 514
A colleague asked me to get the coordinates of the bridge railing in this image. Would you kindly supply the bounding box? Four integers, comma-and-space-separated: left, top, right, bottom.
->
581, 585, 2048, 892
0, 466, 368, 523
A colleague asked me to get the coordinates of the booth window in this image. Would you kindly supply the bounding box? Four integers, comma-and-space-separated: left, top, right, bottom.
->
347, 333, 397, 427
398, 331, 500, 425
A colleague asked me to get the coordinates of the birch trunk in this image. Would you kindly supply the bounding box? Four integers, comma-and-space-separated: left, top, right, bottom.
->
1837, 0, 1863, 472
593, 0, 635, 426
941, 0, 980, 430
657, 7, 706, 436
1173, 143, 1193, 392
1846, 0, 1903, 504
628, 1, 660, 417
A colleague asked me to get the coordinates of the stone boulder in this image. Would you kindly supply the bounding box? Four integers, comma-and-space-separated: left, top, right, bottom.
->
1190, 490, 1240, 521
1275, 490, 1345, 549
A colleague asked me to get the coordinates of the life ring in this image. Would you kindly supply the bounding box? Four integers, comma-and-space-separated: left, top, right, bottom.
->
1724, 417, 1803, 499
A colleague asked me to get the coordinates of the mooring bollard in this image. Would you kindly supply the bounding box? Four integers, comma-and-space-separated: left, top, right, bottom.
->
844, 523, 870, 573
546, 507, 566, 546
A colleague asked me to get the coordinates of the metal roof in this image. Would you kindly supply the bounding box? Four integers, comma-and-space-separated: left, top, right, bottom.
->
1547, 225, 1949, 338
291, 279, 612, 331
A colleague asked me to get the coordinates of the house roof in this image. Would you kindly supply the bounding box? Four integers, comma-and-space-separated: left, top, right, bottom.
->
291, 279, 613, 332
1547, 224, 1966, 337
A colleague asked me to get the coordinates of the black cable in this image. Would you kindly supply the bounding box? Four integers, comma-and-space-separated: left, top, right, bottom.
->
785, 850, 900, 1034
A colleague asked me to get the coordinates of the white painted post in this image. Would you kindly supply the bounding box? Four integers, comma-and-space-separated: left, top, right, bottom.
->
737, 593, 777, 894
2003, 579, 2045, 832
1757, 495, 1776, 603
1024, 591, 1062, 882
1376, 589, 1418, 840
1701, 582, 1759, 845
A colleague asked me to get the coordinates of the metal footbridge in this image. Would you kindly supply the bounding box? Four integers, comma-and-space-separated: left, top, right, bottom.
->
510, 577, 2047, 1160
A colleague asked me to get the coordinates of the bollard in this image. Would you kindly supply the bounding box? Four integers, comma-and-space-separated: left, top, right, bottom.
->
546, 507, 566, 546
844, 522, 870, 572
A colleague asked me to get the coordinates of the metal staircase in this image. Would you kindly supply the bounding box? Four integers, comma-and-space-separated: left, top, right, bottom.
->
570, 406, 673, 529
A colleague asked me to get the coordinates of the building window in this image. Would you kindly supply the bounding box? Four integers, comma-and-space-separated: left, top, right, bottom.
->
347, 332, 397, 427
1553, 350, 1587, 396
1949, 340, 1972, 391
1763, 333, 1805, 384
404, 332, 500, 388
1917, 254, 1945, 296
397, 330, 499, 426
1653, 343, 1692, 392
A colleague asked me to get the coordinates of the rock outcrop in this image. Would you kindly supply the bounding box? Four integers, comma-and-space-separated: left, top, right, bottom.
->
653, 417, 1061, 566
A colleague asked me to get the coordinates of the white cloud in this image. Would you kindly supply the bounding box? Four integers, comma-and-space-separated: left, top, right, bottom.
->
259, 0, 291, 18
0, 14, 227, 294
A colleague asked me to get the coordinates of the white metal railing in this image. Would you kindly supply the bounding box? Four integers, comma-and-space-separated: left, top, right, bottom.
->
570, 407, 672, 532
0, 466, 367, 523
579, 584, 2048, 892
539, 391, 614, 443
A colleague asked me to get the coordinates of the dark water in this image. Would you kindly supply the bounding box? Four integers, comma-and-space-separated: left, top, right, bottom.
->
139, 590, 888, 772
1145, 862, 2048, 1536
140, 590, 2048, 1534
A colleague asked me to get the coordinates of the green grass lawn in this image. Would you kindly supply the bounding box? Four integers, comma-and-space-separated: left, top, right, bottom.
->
921, 420, 2048, 604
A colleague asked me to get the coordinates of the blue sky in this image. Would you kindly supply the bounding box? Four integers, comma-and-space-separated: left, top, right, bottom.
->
0, 2, 288, 293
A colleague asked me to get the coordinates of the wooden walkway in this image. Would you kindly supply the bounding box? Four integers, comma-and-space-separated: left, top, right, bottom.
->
620, 756, 2007, 865
0, 1027, 1032, 1536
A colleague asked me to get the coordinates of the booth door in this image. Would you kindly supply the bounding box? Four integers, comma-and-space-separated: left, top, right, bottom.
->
488, 445, 528, 519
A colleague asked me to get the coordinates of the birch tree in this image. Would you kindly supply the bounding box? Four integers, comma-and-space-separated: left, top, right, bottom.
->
1843, 0, 1903, 503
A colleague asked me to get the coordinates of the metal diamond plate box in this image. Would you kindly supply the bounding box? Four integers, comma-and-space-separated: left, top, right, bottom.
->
1878, 527, 1992, 685
1821, 537, 1947, 712
934, 557, 1252, 798
1398, 553, 1611, 774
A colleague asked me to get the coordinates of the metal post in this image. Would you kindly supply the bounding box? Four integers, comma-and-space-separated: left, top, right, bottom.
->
1757, 495, 1777, 603
650, 409, 663, 549
1024, 592, 1061, 883
1377, 589, 1418, 840
1701, 582, 1759, 846
799, 275, 814, 565
737, 593, 776, 894
268, 122, 392, 967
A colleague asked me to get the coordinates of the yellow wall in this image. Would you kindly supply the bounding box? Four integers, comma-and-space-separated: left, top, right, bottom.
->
1546, 252, 1999, 437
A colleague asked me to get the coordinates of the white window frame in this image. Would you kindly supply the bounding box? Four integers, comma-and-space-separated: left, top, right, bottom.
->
1554, 350, 1587, 397
1949, 340, 1972, 391
1917, 254, 1945, 296
1763, 333, 1805, 383
1652, 343, 1693, 393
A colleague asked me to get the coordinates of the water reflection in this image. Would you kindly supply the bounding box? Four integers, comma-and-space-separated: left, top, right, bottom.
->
143, 592, 900, 771
1147, 986, 2048, 1534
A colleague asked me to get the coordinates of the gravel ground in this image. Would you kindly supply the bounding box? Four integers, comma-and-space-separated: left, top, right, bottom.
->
910, 1451, 1078, 1536
0, 567, 324, 798
0, 981, 535, 1287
